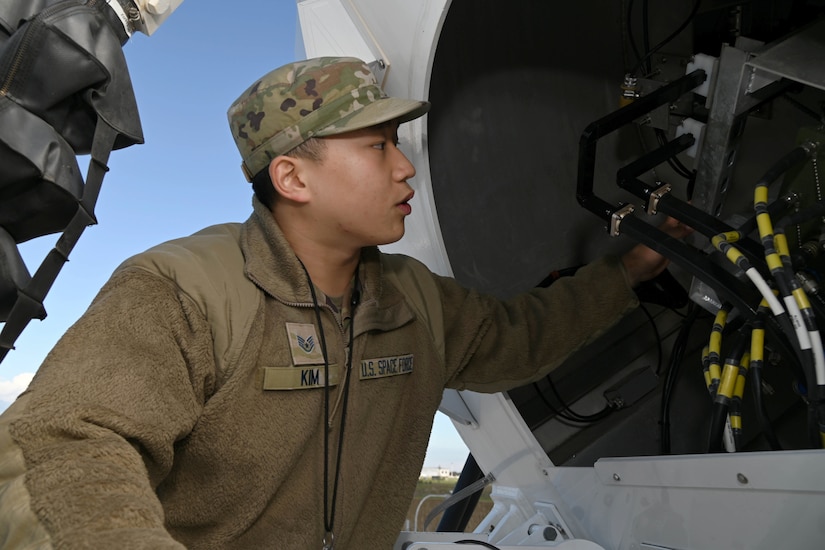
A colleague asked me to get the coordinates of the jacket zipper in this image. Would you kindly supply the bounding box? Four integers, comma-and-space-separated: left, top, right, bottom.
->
271, 295, 352, 425
0, 0, 80, 97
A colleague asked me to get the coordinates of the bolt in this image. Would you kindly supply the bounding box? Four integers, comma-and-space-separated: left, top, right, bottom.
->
613, 473, 621, 482
543, 526, 559, 541
144, 0, 171, 15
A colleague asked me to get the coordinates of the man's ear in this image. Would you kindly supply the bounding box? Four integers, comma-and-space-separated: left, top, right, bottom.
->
269, 156, 310, 203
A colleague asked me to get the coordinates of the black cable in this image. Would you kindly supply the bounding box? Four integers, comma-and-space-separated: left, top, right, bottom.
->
535, 263, 643, 426
660, 302, 701, 454
621, 35, 697, 194
534, 265, 613, 423
537, 270, 682, 427
639, 303, 664, 375
655, 128, 695, 180
629, 0, 702, 77
748, 307, 782, 451
749, 348, 782, 450
626, 0, 645, 74
685, 168, 698, 201
777, 201, 825, 232
736, 193, 799, 240
650, 114, 694, 182
707, 325, 751, 453
455, 541, 501, 549
532, 382, 603, 424
642, 0, 652, 75
750, 143, 824, 447
532, 382, 575, 422
532, 380, 614, 424
623, 1, 701, 208
547, 377, 614, 422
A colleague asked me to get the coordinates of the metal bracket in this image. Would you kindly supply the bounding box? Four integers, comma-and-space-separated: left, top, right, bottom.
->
647, 183, 672, 215
438, 389, 479, 428
367, 58, 388, 88
610, 204, 635, 237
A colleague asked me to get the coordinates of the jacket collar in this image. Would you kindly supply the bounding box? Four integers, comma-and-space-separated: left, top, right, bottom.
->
240, 198, 414, 333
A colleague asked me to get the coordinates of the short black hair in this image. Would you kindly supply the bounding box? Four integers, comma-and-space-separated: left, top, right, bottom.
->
251, 168, 277, 209
251, 138, 327, 209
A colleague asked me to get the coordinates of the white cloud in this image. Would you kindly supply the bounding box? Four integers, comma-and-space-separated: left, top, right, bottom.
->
0, 372, 34, 406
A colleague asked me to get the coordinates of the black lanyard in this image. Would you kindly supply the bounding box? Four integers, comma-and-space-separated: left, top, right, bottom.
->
301, 262, 360, 549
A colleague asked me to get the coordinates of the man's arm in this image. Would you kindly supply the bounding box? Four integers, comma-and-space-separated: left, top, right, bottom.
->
620, 216, 693, 288
0, 268, 214, 548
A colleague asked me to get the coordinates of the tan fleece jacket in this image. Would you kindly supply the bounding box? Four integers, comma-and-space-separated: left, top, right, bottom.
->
0, 198, 638, 549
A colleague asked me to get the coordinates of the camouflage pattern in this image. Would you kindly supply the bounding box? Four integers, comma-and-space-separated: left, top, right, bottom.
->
227, 57, 430, 180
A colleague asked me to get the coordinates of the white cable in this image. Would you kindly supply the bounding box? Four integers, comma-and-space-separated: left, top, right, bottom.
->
744, 267, 785, 316
782, 295, 812, 350
744, 268, 825, 385
723, 415, 736, 453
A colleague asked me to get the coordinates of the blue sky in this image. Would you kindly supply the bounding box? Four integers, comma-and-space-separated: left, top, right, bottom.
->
0, 0, 469, 472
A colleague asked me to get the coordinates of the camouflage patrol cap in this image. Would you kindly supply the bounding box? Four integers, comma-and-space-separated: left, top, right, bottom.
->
227, 56, 431, 180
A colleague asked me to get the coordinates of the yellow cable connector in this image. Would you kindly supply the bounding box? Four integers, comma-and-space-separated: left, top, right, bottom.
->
707, 307, 728, 396
712, 232, 749, 270
718, 360, 739, 401
750, 327, 765, 365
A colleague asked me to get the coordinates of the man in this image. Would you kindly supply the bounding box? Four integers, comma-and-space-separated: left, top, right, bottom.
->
0, 57, 684, 548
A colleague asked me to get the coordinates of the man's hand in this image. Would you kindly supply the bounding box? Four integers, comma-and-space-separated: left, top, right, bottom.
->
621, 216, 693, 288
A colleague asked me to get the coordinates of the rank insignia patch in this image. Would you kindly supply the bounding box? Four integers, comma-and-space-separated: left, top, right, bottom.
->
286, 322, 325, 365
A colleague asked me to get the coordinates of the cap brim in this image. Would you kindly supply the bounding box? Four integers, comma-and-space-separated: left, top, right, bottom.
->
315, 97, 430, 137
